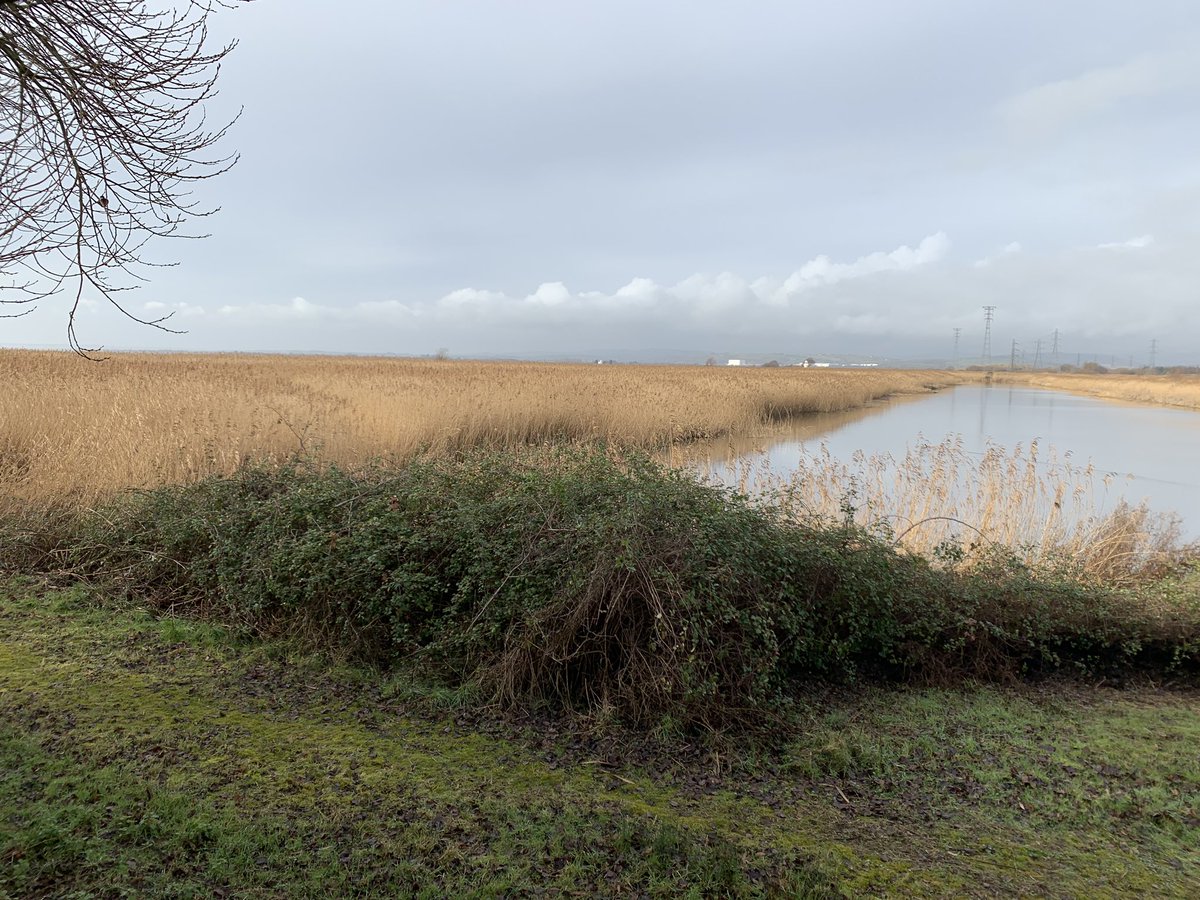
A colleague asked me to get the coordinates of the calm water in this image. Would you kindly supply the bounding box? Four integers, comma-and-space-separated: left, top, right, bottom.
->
692, 385, 1200, 541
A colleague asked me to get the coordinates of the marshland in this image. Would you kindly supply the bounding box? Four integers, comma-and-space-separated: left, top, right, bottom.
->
5, 1, 1199, 895
0, 350, 958, 504
3, 351, 1199, 896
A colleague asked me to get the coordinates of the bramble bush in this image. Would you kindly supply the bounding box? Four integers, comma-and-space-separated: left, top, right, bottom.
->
35, 446, 1200, 731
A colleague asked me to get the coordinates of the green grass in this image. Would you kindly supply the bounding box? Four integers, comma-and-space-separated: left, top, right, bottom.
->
2, 580, 1198, 897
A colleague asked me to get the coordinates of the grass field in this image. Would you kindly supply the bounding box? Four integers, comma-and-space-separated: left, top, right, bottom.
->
0, 350, 959, 507
2, 581, 1197, 898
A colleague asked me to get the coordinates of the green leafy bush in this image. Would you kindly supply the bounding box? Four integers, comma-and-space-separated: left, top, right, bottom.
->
51, 447, 1200, 732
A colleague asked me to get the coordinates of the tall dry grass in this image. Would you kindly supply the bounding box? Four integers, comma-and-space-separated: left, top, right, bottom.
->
724, 438, 1186, 584
0, 349, 957, 507
998, 371, 1200, 411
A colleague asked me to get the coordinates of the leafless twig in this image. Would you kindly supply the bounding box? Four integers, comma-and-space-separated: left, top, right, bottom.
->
0, 0, 251, 355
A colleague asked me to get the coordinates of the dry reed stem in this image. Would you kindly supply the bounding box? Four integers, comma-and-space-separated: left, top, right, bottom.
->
731, 438, 1188, 583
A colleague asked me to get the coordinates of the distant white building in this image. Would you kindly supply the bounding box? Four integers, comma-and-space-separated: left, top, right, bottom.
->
726, 359, 743, 366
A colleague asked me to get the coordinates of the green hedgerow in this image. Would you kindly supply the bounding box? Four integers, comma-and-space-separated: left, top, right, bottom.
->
42, 445, 1200, 732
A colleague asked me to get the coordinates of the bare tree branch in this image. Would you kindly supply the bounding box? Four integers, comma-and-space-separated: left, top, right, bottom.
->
0, 0, 251, 355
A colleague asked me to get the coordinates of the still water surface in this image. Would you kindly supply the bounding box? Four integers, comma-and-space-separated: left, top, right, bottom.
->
692, 385, 1200, 541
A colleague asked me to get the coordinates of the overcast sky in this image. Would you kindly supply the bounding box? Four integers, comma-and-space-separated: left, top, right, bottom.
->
8, 0, 1200, 362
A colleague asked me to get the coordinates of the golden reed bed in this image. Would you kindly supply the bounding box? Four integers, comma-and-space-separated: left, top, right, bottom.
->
996, 371, 1200, 411
0, 350, 960, 505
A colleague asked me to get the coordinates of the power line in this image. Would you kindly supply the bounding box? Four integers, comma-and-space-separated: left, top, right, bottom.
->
1010, 338, 1019, 371
952, 327, 961, 368
982, 306, 996, 367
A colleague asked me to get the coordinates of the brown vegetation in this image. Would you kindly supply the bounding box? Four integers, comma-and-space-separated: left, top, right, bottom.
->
0, 349, 958, 507
997, 371, 1200, 410
732, 438, 1187, 584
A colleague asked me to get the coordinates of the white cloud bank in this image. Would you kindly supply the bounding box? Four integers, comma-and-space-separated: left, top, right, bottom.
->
37, 228, 1200, 359
1098, 234, 1154, 250
215, 232, 951, 336
198, 227, 1200, 353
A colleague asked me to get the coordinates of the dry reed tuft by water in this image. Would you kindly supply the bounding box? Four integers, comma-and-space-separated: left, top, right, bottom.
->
0, 349, 958, 507
723, 438, 1187, 584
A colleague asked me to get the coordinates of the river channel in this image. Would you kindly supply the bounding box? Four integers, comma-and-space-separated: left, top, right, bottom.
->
682, 385, 1200, 543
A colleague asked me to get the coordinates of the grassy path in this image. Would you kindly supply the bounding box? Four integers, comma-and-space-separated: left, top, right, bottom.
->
2, 581, 1198, 897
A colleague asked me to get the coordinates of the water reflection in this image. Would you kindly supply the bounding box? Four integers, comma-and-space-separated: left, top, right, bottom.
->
689, 385, 1200, 540
666, 391, 936, 468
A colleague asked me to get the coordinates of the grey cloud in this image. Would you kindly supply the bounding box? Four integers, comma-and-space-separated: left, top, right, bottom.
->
999, 47, 1200, 139
190, 229, 1195, 361
5, 1, 1200, 365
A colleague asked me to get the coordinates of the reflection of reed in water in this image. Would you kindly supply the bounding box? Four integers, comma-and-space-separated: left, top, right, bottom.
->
998, 371, 1200, 412
700, 437, 1187, 584
664, 392, 932, 470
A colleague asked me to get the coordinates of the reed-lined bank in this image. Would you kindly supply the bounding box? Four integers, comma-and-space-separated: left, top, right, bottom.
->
997, 371, 1200, 410
0, 350, 960, 508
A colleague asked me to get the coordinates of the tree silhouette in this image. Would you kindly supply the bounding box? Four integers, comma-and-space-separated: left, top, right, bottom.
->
0, 0, 251, 354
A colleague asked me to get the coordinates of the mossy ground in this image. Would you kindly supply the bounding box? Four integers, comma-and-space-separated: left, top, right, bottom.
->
2, 579, 1197, 898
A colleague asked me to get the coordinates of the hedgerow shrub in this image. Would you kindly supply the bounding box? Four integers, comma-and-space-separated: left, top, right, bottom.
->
57, 447, 1200, 731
